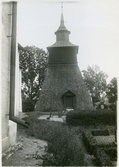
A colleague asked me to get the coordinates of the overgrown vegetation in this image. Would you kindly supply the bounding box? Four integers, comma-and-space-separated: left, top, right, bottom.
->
66, 109, 116, 126
23, 114, 85, 166
20, 111, 117, 166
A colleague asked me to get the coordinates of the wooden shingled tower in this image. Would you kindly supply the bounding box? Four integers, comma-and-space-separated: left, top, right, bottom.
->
35, 7, 93, 112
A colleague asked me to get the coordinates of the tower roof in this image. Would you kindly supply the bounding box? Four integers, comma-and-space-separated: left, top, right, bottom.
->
56, 12, 69, 32
47, 5, 78, 51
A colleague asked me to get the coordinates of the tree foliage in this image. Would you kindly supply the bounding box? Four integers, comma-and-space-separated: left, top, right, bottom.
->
19, 45, 48, 111
106, 77, 117, 104
82, 65, 108, 105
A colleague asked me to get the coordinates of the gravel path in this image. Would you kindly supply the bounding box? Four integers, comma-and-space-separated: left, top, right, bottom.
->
38, 115, 66, 123
2, 113, 66, 166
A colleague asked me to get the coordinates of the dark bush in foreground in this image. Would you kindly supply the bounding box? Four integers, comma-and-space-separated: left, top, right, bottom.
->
24, 115, 84, 166
94, 147, 112, 166
66, 109, 116, 126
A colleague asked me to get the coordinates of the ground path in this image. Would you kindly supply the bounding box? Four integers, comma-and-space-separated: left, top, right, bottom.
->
2, 113, 47, 166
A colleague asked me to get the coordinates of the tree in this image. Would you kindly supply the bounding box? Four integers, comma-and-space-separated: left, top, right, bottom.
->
82, 65, 108, 106
106, 77, 117, 110
19, 45, 48, 111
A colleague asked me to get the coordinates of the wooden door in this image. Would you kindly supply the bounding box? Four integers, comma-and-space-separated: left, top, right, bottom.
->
66, 96, 73, 108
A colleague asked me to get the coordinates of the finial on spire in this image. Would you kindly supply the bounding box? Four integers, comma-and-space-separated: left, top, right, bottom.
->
61, 2, 63, 13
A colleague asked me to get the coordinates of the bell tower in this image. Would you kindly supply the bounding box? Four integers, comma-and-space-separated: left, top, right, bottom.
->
48, 6, 78, 65
35, 6, 93, 112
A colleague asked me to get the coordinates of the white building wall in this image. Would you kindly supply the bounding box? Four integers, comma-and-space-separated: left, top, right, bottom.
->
2, 1, 12, 141
2, 2, 22, 153
15, 45, 22, 115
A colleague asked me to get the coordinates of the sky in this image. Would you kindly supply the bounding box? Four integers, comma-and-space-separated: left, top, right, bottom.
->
17, 0, 119, 83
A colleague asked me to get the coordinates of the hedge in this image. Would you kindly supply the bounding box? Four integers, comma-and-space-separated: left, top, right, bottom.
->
91, 130, 109, 136
82, 131, 97, 154
82, 131, 115, 166
105, 147, 117, 161
66, 109, 116, 126
94, 147, 112, 166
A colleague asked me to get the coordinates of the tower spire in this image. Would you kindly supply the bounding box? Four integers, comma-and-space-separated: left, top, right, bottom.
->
60, 2, 65, 28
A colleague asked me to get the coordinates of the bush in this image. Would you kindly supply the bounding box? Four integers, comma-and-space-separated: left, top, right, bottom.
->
43, 124, 84, 166
22, 98, 35, 112
66, 109, 116, 126
94, 147, 112, 166
24, 115, 84, 166
83, 130, 117, 166
82, 131, 97, 154
105, 147, 117, 161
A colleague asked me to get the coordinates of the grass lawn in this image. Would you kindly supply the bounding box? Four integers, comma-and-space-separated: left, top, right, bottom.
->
22, 112, 89, 166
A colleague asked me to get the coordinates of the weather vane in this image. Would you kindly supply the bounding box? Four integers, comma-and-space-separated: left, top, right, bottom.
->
61, 2, 63, 13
